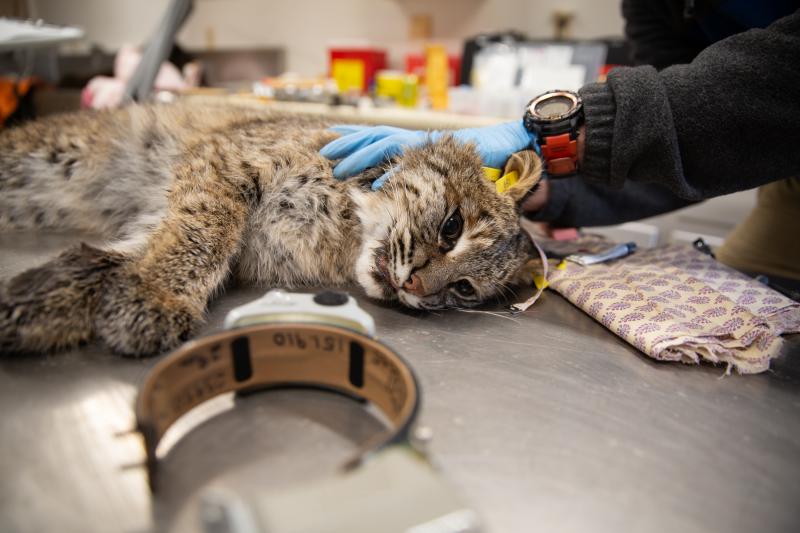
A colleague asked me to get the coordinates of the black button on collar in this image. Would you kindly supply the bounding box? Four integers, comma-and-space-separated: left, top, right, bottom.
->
313, 290, 349, 306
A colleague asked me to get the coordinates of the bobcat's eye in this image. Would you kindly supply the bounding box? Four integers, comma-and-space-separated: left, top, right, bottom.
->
440, 209, 463, 248
453, 279, 475, 298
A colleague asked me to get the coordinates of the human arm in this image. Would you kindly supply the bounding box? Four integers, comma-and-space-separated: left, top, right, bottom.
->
520, 121, 697, 227
522, 175, 698, 228
578, 8, 800, 201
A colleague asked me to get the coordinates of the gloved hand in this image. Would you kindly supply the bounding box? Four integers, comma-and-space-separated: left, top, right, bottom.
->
320, 120, 537, 190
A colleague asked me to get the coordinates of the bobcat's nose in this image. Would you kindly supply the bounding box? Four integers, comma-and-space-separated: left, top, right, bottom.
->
402, 274, 426, 296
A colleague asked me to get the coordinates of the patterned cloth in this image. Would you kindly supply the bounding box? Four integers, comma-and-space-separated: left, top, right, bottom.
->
540, 242, 800, 374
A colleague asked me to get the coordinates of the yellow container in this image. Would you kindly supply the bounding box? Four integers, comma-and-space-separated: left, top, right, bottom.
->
376, 71, 418, 107
425, 45, 449, 110
401, 75, 419, 107
331, 59, 365, 93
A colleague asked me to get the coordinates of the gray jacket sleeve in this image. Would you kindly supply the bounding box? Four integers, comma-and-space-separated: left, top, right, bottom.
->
577, 8, 800, 202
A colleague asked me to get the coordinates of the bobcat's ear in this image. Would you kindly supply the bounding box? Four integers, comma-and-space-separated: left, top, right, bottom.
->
500, 150, 543, 203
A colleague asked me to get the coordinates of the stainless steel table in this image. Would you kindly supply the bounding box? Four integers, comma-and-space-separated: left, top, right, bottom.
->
1, 232, 798, 533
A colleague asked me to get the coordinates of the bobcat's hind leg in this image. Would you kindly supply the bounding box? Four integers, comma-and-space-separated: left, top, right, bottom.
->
0, 244, 126, 353
94, 156, 253, 357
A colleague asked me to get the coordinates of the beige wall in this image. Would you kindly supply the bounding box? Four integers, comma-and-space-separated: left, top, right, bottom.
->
34, 0, 624, 75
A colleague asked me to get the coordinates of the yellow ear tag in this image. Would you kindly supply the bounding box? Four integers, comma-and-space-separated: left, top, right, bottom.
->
481, 167, 502, 182
494, 170, 519, 195
482, 167, 519, 195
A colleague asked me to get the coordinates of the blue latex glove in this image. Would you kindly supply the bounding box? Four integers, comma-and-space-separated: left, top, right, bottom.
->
320, 121, 537, 190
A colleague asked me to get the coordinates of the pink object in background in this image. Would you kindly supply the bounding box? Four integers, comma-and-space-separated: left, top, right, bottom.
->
549, 227, 580, 241
81, 44, 200, 109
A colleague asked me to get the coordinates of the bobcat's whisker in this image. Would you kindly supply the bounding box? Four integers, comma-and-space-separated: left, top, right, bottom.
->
454, 308, 522, 324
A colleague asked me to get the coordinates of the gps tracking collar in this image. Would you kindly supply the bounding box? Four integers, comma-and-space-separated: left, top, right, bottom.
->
135, 290, 481, 533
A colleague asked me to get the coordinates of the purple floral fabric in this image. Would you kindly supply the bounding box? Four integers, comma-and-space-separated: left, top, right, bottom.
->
541, 243, 800, 374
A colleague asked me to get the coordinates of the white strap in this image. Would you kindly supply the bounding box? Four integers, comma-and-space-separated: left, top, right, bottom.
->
510, 228, 549, 314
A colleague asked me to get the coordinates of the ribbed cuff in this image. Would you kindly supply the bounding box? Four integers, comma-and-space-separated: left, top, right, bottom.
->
578, 82, 616, 185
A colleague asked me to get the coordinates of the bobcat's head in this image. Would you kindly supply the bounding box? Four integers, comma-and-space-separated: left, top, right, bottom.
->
351, 136, 542, 310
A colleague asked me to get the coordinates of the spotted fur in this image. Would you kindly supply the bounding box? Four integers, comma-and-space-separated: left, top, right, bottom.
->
0, 102, 541, 356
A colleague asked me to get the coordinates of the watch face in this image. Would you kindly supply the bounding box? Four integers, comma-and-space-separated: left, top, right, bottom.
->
534, 95, 574, 119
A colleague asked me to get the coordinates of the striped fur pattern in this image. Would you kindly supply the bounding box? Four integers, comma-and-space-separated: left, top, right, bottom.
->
0, 102, 541, 356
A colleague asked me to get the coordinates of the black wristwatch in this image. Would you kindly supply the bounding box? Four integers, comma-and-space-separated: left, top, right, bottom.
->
523, 90, 584, 177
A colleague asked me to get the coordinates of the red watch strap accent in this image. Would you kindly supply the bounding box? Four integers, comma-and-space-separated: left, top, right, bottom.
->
541, 133, 578, 175
547, 157, 577, 175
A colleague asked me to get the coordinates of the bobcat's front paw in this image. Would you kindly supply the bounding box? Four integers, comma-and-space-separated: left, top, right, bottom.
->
95, 272, 202, 357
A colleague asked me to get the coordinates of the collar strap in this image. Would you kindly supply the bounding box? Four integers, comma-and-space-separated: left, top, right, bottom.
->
509, 225, 550, 314
135, 323, 419, 491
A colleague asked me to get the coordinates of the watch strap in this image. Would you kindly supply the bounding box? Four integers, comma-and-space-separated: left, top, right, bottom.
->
540, 132, 578, 176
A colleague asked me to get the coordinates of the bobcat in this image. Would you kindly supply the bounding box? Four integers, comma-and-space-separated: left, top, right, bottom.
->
0, 102, 541, 357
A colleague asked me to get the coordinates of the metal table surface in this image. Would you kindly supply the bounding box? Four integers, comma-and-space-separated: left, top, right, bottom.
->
1, 232, 799, 533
